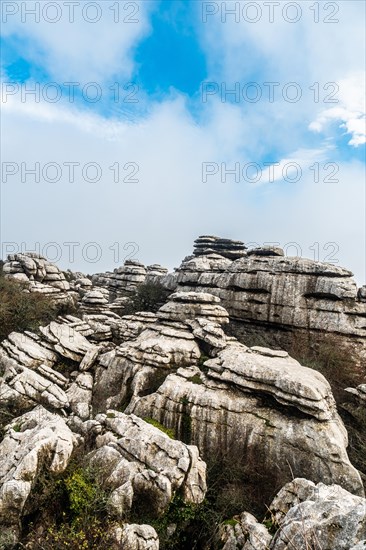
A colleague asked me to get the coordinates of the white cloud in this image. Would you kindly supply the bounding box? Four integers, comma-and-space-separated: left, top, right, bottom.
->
2, 1, 155, 82
309, 73, 366, 146
2, 94, 365, 283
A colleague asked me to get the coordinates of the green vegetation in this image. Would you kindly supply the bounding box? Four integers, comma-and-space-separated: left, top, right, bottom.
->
123, 281, 171, 315
0, 268, 75, 342
143, 417, 175, 439
197, 354, 210, 373
22, 459, 114, 549
188, 374, 203, 385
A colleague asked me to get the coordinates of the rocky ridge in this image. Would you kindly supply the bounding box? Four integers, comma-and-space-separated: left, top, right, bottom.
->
0, 241, 365, 549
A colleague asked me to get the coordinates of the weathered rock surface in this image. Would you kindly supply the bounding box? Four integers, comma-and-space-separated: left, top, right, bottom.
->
220, 478, 366, 550
220, 512, 271, 549
0, 406, 78, 541
204, 342, 337, 420
158, 248, 366, 363
193, 235, 247, 260
2, 253, 76, 308
115, 523, 159, 549
269, 478, 366, 549
88, 412, 206, 517
0, 356, 69, 411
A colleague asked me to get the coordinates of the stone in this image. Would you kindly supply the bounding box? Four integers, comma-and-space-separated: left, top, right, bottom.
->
92, 260, 148, 297
220, 512, 271, 550
88, 412, 206, 518
0, 357, 69, 411
41, 321, 95, 362
66, 372, 93, 419
269, 478, 366, 550
0, 406, 78, 543
128, 363, 363, 498
3, 253, 71, 293
117, 523, 159, 549
247, 246, 284, 257
193, 235, 247, 260
157, 291, 229, 325
1, 331, 58, 369
204, 341, 337, 420
159, 241, 366, 364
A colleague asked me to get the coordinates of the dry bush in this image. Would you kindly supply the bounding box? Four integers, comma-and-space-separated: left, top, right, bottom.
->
0, 271, 75, 342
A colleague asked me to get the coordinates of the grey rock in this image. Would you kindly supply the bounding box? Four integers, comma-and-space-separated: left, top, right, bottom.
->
88, 412, 206, 518
269, 478, 366, 549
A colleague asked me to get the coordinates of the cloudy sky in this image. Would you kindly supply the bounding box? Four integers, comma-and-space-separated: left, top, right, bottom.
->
1, 0, 365, 282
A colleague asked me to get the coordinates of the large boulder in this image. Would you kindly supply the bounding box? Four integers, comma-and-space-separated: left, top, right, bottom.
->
88, 412, 206, 518
0, 406, 78, 544
269, 478, 366, 549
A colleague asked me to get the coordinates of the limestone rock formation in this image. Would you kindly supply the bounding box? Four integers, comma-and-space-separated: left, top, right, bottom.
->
88, 412, 206, 517
269, 478, 366, 549
0, 239, 365, 548
90, 293, 363, 498
0, 406, 78, 542
158, 248, 366, 363
116, 523, 159, 549
2, 253, 75, 308
220, 478, 366, 550
220, 512, 271, 550
193, 235, 247, 260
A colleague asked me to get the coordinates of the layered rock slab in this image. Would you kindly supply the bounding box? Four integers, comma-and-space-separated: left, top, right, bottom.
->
88, 412, 206, 518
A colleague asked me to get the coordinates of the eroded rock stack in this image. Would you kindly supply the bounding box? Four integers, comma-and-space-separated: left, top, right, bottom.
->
193, 235, 247, 260
2, 252, 74, 306
159, 245, 366, 364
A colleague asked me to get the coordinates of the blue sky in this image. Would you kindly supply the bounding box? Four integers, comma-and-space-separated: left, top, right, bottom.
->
1, 0, 365, 281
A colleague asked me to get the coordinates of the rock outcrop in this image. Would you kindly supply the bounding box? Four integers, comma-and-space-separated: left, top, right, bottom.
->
193, 235, 247, 260
0, 406, 78, 543
88, 412, 206, 518
221, 478, 366, 550
115, 524, 159, 549
158, 248, 366, 364
91, 293, 362, 498
220, 512, 272, 550
2, 253, 75, 307
269, 478, 366, 549
1, 239, 365, 548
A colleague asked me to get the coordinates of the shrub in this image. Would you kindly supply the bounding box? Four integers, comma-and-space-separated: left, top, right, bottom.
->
0, 271, 75, 342
123, 281, 171, 315
21, 459, 113, 549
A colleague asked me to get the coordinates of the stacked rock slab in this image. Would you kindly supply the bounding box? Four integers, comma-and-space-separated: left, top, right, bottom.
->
92, 291, 226, 412
2, 252, 75, 307
92, 260, 147, 298
193, 235, 247, 260
159, 246, 366, 364
3, 253, 69, 291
